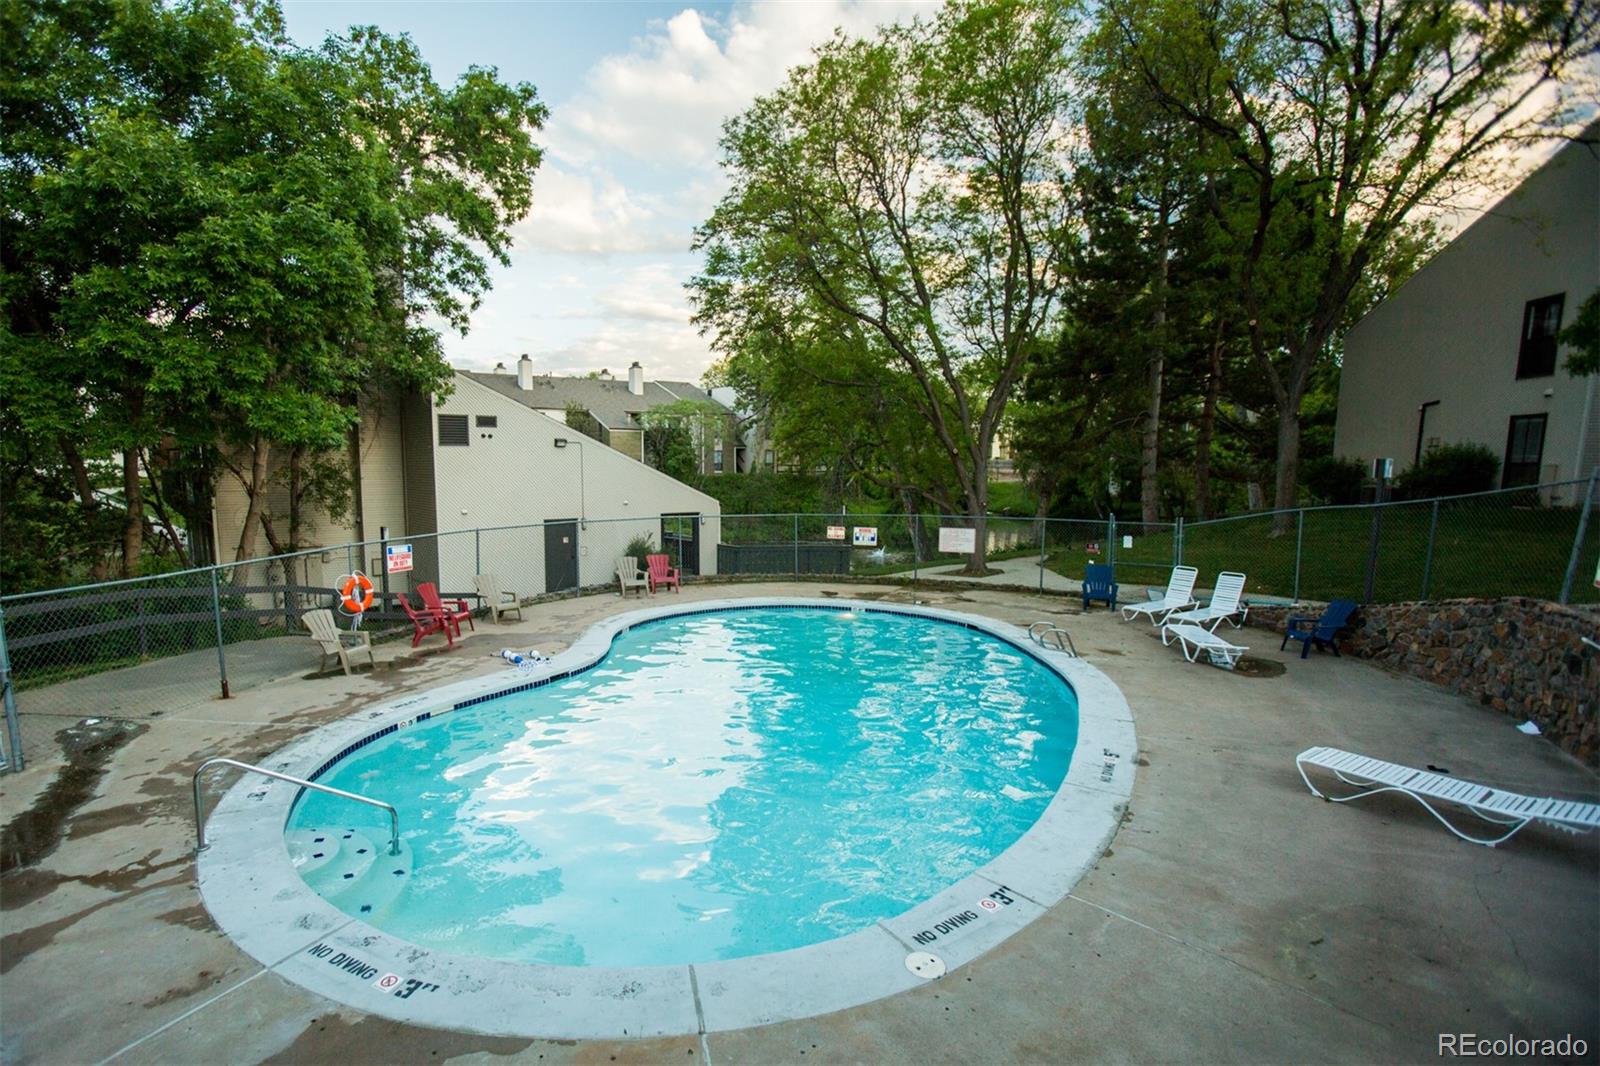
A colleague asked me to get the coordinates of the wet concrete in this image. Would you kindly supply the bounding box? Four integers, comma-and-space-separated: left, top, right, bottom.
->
0, 580, 1595, 1065
2, 718, 146, 874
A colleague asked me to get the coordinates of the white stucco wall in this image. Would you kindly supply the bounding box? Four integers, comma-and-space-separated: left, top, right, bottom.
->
429, 375, 722, 598
1335, 132, 1600, 500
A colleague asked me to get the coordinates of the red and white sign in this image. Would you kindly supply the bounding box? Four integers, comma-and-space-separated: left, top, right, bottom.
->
852, 526, 878, 547
373, 972, 402, 992
826, 525, 847, 540
385, 544, 413, 574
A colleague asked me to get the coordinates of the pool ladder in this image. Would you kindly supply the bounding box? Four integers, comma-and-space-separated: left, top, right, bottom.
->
1027, 621, 1079, 657
192, 757, 401, 855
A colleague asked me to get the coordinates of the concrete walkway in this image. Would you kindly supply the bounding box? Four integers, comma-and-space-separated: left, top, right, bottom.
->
915, 555, 1081, 593
1, 580, 1595, 1065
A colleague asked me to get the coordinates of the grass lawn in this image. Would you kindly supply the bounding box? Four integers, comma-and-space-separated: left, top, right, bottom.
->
1045, 500, 1599, 605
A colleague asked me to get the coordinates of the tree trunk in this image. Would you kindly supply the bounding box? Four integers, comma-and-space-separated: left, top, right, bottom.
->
1194, 327, 1223, 520
60, 437, 110, 580
233, 437, 272, 563
288, 446, 303, 552
1140, 201, 1171, 526
347, 422, 366, 544
964, 478, 989, 576
121, 448, 143, 577
1273, 403, 1301, 523
141, 449, 191, 569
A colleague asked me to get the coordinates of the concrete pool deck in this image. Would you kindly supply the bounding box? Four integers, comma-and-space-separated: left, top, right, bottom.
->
2, 580, 1596, 1064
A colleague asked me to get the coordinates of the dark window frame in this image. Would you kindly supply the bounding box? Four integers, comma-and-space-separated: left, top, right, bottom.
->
437, 413, 470, 446
1515, 293, 1564, 379
1502, 413, 1547, 487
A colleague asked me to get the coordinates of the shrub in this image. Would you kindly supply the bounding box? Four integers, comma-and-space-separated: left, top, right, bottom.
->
624, 533, 655, 560
1398, 443, 1500, 499
1302, 456, 1367, 505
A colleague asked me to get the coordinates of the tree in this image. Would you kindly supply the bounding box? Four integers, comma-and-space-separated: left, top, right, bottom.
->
564, 402, 606, 443
1562, 289, 1600, 375
1, 0, 545, 579
693, 0, 1078, 574
1103, 0, 1599, 519
639, 398, 728, 481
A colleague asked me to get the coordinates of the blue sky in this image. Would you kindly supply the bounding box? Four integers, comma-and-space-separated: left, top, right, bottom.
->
281, 0, 937, 385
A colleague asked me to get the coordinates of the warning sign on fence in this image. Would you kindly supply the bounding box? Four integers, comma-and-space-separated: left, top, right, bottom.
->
827, 525, 846, 540
385, 544, 414, 574
938, 527, 976, 554
852, 526, 878, 547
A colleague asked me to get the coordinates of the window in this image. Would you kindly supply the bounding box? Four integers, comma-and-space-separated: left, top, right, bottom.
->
475, 415, 497, 428
1516, 293, 1564, 379
764, 449, 775, 470
713, 447, 723, 473
437, 413, 469, 446
1502, 414, 1547, 487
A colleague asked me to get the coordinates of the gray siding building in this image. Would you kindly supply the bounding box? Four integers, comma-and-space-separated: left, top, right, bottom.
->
1334, 131, 1599, 503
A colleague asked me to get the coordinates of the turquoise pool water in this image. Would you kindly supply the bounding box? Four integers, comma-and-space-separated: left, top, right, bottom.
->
288, 607, 1079, 967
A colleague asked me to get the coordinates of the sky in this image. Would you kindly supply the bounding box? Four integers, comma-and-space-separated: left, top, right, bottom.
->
281, 0, 940, 385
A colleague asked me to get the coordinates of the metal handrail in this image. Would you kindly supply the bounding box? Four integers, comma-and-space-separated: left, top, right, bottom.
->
193, 757, 400, 855
1027, 621, 1078, 657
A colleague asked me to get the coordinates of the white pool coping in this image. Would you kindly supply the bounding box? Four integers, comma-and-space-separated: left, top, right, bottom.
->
196, 597, 1137, 1039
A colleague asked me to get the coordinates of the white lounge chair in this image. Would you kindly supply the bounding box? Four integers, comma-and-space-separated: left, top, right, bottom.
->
1165, 571, 1248, 631
1161, 622, 1248, 668
1120, 566, 1198, 625
1296, 746, 1600, 847
474, 573, 523, 623
302, 608, 374, 676
616, 556, 650, 598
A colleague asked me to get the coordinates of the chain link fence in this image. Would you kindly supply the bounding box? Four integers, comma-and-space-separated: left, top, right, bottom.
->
2, 475, 1594, 771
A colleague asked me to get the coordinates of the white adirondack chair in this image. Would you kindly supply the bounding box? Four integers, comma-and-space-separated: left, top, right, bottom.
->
302, 608, 374, 676
474, 573, 523, 623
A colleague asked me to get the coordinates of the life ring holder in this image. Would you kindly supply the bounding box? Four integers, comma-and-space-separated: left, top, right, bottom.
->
338, 571, 375, 616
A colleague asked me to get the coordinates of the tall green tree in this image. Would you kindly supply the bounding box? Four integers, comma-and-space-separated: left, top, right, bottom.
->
693, 0, 1078, 573
1103, 0, 1599, 519
1, 0, 545, 581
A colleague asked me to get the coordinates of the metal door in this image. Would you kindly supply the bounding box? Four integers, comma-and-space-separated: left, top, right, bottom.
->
544, 520, 579, 592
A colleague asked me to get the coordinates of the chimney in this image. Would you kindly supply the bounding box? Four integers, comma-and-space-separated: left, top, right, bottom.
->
628, 361, 644, 396
517, 354, 533, 391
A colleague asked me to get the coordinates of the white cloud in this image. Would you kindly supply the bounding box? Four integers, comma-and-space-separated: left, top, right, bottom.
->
513, 164, 686, 255
549, 1, 938, 169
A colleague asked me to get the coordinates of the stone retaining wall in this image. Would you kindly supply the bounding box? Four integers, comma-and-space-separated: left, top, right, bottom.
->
1246, 598, 1599, 765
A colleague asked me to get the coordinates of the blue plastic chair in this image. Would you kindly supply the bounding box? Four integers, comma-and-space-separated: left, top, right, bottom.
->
1281, 599, 1358, 659
1082, 562, 1118, 611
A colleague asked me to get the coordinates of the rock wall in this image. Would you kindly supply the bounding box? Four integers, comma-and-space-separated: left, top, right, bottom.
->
1246, 597, 1599, 765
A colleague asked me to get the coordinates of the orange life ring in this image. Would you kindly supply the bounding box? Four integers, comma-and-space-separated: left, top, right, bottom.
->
339, 572, 375, 613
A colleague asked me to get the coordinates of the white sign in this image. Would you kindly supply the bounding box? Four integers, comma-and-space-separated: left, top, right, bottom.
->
938, 526, 977, 554
385, 544, 414, 574
373, 972, 402, 992
1122, 534, 1133, 549
826, 525, 847, 541
852, 526, 878, 547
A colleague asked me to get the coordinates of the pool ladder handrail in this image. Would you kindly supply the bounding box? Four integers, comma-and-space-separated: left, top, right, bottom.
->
192, 757, 400, 856
1027, 621, 1078, 657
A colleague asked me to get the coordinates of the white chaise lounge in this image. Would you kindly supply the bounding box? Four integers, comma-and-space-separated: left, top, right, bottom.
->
1120, 565, 1198, 625
1165, 571, 1248, 631
1296, 746, 1600, 847
1161, 622, 1248, 668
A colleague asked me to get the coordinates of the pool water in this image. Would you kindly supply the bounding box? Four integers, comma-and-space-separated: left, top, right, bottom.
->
289, 607, 1079, 966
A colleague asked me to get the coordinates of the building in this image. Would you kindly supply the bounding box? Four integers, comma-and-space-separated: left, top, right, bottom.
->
211, 372, 721, 599
466, 357, 743, 475
1334, 130, 1599, 502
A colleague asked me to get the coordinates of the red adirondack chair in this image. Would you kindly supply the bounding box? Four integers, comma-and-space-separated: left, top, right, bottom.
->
418, 582, 475, 638
397, 592, 454, 648
645, 554, 680, 593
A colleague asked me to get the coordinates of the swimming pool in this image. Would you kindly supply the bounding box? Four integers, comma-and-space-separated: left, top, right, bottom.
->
197, 597, 1135, 1038
287, 607, 1078, 967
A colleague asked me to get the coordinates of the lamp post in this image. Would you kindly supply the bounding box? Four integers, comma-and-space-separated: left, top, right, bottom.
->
553, 437, 585, 526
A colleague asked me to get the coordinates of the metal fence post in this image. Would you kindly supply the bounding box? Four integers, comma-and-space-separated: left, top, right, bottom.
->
475, 528, 482, 577
1038, 517, 1046, 592
1362, 505, 1383, 603
1293, 509, 1304, 604
0, 604, 24, 771
210, 567, 230, 699
792, 514, 799, 575
1107, 514, 1117, 572
1559, 470, 1599, 605
1420, 499, 1440, 601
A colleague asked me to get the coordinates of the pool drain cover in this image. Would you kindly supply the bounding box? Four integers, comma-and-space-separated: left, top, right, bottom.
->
904, 951, 946, 980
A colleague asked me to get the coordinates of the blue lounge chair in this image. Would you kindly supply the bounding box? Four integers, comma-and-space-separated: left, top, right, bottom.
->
1281, 599, 1358, 659
1082, 562, 1117, 611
